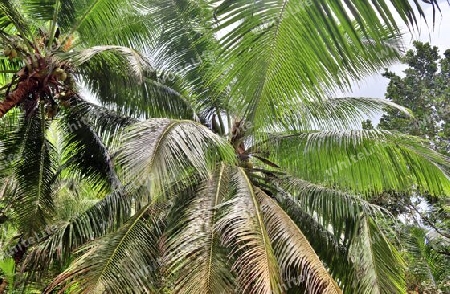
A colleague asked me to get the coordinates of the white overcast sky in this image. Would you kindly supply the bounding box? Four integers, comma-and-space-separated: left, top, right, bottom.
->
341, 0, 450, 99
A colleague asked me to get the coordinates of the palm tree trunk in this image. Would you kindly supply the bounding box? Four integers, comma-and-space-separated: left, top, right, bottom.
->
0, 79, 38, 118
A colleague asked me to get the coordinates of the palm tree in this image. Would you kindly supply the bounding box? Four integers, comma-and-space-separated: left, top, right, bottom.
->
1, 0, 449, 293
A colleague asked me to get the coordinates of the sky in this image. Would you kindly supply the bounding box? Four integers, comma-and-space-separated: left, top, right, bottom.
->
340, 0, 450, 99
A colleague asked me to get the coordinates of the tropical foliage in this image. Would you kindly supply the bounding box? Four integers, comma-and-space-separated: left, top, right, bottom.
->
0, 0, 449, 293
375, 41, 450, 293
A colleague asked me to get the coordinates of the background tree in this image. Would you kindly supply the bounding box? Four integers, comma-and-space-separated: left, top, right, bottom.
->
362, 119, 374, 130
377, 41, 450, 292
379, 41, 450, 155
1, 1, 450, 294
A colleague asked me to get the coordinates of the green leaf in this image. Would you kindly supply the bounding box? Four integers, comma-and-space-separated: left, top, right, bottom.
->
274, 97, 412, 131
208, 0, 428, 130
255, 130, 450, 196
59, 103, 120, 191
5, 109, 56, 233
23, 189, 132, 277
0, 0, 32, 39
78, 50, 196, 119
45, 204, 166, 293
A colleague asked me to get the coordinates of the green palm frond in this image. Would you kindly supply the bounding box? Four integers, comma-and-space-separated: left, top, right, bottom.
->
53, 180, 100, 222
208, 0, 428, 130
23, 189, 132, 278
45, 203, 166, 293
23, 0, 157, 50
271, 176, 406, 291
78, 50, 196, 119
67, 101, 136, 148
166, 164, 235, 293
0, 57, 22, 86
275, 97, 412, 131
0, 109, 19, 180
59, 104, 120, 191
401, 225, 450, 291
349, 217, 406, 293
141, 0, 214, 70
0, 257, 15, 286
118, 119, 235, 199
60, 46, 152, 83
134, 1, 230, 120
255, 130, 450, 196
0, 107, 19, 136
272, 176, 381, 247
21, 0, 60, 22
255, 188, 341, 293
55, 0, 137, 47
0, 0, 32, 39
216, 167, 282, 294
4, 108, 56, 233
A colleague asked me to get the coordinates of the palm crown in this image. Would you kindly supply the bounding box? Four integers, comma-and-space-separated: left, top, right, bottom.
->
0, 0, 449, 293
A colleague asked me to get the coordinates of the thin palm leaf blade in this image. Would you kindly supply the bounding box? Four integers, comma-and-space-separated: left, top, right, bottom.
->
59, 103, 120, 192
4, 110, 56, 233
275, 194, 356, 288
23, 189, 132, 277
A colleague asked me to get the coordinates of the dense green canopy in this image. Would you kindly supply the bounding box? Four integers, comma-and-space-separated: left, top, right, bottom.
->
0, 0, 449, 293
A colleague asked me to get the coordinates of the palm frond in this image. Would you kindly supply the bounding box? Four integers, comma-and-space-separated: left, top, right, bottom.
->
272, 176, 381, 247
118, 119, 235, 200
0, 0, 32, 39
0, 109, 19, 180
401, 225, 448, 290
215, 167, 282, 294
21, 0, 59, 22
0, 57, 22, 87
275, 194, 356, 289
254, 130, 450, 196
4, 108, 56, 233
57, 0, 139, 48
59, 103, 121, 191
22, 189, 132, 278
60, 46, 152, 84
45, 203, 166, 293
255, 188, 341, 293
133, 1, 232, 121
67, 101, 136, 148
139, 0, 215, 71
78, 50, 196, 119
0, 257, 15, 286
349, 217, 405, 293
21, 0, 151, 49
166, 164, 235, 293
208, 0, 430, 130
275, 97, 412, 131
